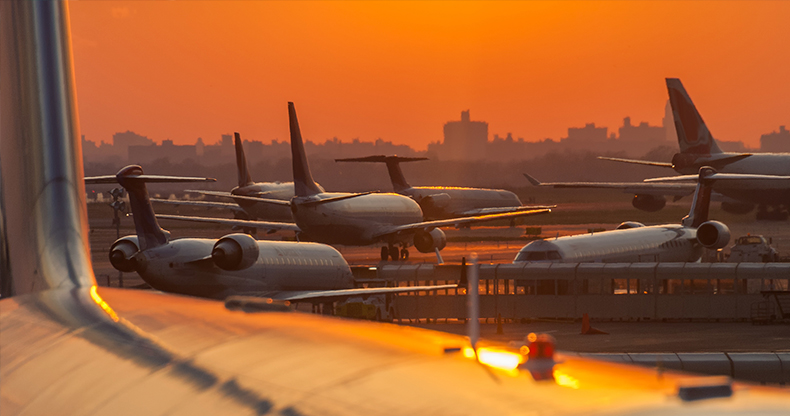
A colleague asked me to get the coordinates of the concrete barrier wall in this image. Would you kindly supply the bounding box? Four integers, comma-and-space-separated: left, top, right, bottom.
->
358, 263, 790, 320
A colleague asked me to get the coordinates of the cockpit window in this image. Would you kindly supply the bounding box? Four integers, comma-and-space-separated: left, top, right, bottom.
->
515, 250, 562, 262
547, 251, 562, 260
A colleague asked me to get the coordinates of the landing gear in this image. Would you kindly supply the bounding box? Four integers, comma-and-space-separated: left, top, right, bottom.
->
381, 246, 389, 261
389, 246, 400, 261
382, 245, 409, 261
400, 248, 409, 260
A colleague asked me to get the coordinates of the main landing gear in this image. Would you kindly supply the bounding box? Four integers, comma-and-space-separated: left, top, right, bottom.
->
380, 245, 409, 261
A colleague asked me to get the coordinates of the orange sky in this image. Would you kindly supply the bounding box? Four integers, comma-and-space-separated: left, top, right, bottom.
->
69, 1, 789, 150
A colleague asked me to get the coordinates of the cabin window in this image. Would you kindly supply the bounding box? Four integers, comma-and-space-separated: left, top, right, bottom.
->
714, 279, 735, 295
612, 279, 628, 295
516, 279, 536, 295
547, 251, 561, 260
628, 279, 639, 294
661, 279, 683, 295
689, 279, 711, 295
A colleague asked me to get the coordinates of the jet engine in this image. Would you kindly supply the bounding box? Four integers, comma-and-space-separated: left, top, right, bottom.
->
109, 236, 140, 272
212, 233, 260, 271
615, 221, 645, 230
696, 220, 731, 249
420, 193, 452, 210
413, 228, 447, 253
721, 201, 755, 215
632, 194, 666, 212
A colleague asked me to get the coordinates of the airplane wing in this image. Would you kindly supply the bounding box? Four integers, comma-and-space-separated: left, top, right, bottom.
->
371, 208, 551, 240
186, 190, 289, 205
150, 197, 244, 212
646, 173, 790, 182
459, 205, 556, 217
524, 173, 696, 197
85, 175, 216, 184
155, 214, 301, 232
253, 284, 458, 303
596, 156, 674, 168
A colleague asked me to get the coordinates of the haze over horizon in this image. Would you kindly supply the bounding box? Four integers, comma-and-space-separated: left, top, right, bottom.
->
70, 1, 789, 150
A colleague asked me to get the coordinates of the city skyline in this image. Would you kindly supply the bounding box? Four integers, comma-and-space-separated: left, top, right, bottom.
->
70, 1, 789, 150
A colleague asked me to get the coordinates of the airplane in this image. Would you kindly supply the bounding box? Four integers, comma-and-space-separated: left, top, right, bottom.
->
4, 2, 790, 413
516, 167, 790, 263
335, 155, 550, 220
526, 78, 790, 220
86, 165, 454, 307
151, 132, 309, 223
157, 103, 553, 263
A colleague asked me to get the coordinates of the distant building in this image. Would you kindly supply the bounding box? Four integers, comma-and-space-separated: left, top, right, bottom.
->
128, 139, 197, 164
440, 110, 488, 160
760, 125, 790, 152
563, 123, 608, 144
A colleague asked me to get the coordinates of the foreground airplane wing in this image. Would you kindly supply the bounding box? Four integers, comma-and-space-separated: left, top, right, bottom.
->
256, 284, 458, 302
371, 208, 552, 240
459, 205, 557, 217
155, 214, 302, 232
524, 173, 696, 197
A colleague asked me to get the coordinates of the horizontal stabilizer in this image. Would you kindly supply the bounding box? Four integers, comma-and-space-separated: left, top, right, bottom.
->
597, 156, 674, 168
150, 198, 241, 210
156, 214, 301, 232
185, 190, 290, 206
523, 173, 542, 186
335, 155, 429, 163
299, 191, 378, 207
85, 175, 216, 185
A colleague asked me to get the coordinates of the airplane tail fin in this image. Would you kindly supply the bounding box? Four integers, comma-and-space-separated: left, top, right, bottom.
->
288, 102, 322, 197
234, 132, 254, 187
666, 78, 722, 155
111, 166, 215, 250
335, 155, 428, 192
681, 167, 716, 228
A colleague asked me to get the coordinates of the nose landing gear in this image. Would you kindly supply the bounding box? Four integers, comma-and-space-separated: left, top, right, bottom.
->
380, 245, 410, 261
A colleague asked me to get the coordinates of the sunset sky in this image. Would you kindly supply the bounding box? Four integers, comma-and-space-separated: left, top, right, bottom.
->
69, 1, 789, 150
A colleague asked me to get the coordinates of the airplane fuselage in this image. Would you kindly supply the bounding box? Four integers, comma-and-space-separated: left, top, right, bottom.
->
674, 153, 790, 206
514, 225, 703, 263
231, 182, 296, 221
133, 238, 353, 299
292, 192, 423, 245
402, 186, 523, 220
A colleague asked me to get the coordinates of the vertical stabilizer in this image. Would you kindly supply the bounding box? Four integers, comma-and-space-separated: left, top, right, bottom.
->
666, 78, 722, 155
288, 102, 322, 197
681, 167, 716, 228
234, 132, 254, 187
116, 166, 170, 250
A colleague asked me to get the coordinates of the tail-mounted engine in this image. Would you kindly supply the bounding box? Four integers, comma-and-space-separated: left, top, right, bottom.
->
419, 193, 451, 210
109, 236, 140, 272
632, 194, 666, 212
696, 220, 731, 249
413, 228, 447, 253
212, 233, 260, 271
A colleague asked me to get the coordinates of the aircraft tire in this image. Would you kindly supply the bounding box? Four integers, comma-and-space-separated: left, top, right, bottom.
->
401, 248, 409, 260
381, 246, 389, 261
389, 246, 400, 261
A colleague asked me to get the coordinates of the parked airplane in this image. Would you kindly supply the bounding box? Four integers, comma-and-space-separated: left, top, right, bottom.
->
151, 132, 307, 222
516, 167, 790, 263
527, 78, 790, 219
335, 155, 547, 220
158, 103, 552, 262
5, 3, 790, 413
86, 165, 454, 304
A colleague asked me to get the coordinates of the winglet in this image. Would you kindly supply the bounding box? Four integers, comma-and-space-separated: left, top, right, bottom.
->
666, 78, 722, 155
523, 173, 542, 186
288, 102, 323, 197
234, 132, 254, 187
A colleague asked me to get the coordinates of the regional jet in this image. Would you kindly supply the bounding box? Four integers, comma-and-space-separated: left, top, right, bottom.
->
516, 167, 790, 263
336, 155, 551, 220
4, 2, 790, 413
526, 78, 790, 219
87, 165, 454, 304
159, 103, 552, 262
151, 132, 310, 222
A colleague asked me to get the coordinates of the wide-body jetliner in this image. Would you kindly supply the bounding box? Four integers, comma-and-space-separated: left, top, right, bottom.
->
527, 78, 790, 219
336, 155, 548, 220
4, 2, 790, 414
159, 103, 552, 262
516, 167, 790, 263
152, 132, 318, 222
87, 166, 454, 303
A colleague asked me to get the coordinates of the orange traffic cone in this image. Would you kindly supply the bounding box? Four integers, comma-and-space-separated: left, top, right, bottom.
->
581, 313, 608, 335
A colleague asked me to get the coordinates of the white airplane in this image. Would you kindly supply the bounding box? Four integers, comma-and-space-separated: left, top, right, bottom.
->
151, 132, 311, 223
527, 78, 790, 219
5, 2, 790, 413
336, 155, 551, 220
158, 103, 553, 262
516, 167, 790, 263
87, 165, 454, 304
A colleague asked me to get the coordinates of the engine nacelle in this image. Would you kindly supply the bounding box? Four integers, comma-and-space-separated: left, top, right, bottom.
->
696, 220, 731, 249
413, 228, 447, 253
109, 236, 140, 272
420, 193, 452, 210
721, 201, 755, 215
212, 233, 260, 271
632, 194, 666, 212
615, 221, 645, 230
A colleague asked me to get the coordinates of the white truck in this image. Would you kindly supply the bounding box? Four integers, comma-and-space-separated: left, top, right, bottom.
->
727, 235, 779, 262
